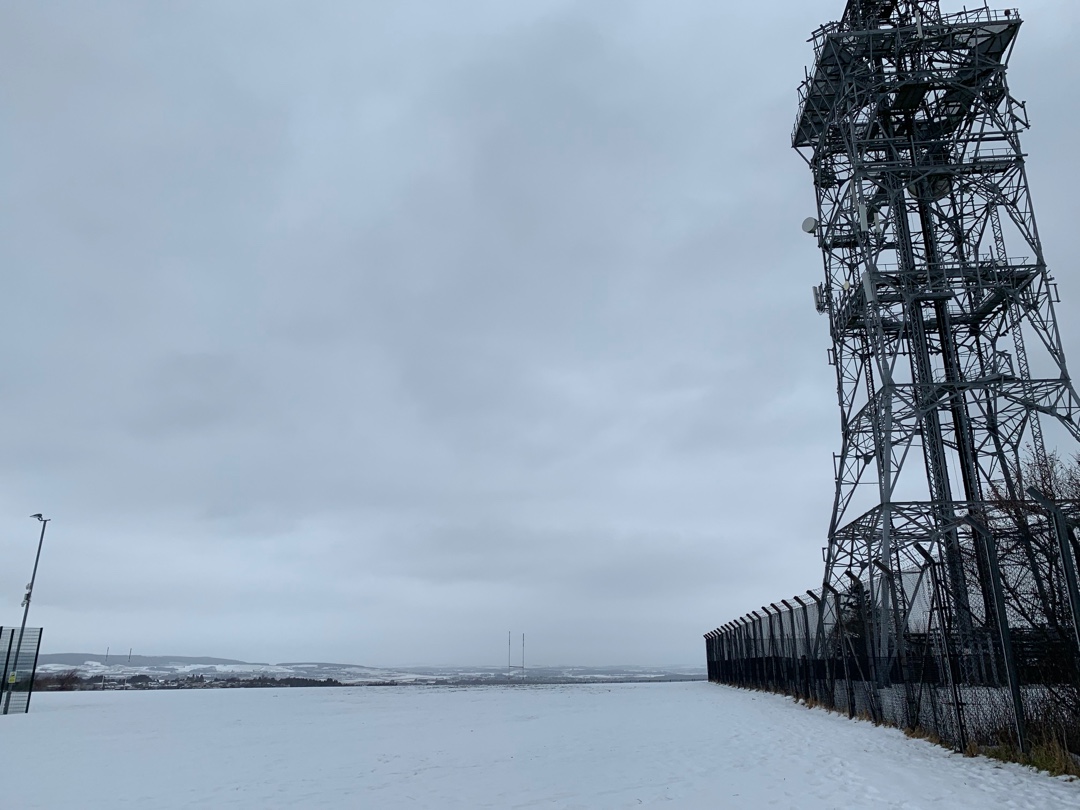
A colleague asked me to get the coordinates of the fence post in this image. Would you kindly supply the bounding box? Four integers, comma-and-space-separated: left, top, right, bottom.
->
751, 611, 765, 690
766, 605, 782, 692
704, 633, 712, 681
806, 590, 828, 706
1028, 487, 1080, 653
913, 542, 968, 751
717, 629, 725, 682
761, 607, 776, 691
719, 626, 731, 683
823, 583, 854, 717
707, 631, 717, 682
794, 596, 814, 701
963, 516, 1028, 754
712, 630, 721, 682
772, 602, 791, 694
740, 617, 752, 688
712, 626, 721, 686
724, 625, 734, 683
873, 557, 914, 728
717, 626, 725, 686
730, 622, 738, 686
781, 600, 800, 699
745, 615, 755, 688
844, 570, 882, 722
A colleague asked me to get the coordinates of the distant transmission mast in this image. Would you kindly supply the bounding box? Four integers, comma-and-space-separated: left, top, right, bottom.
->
795, 0, 1080, 685
508, 632, 524, 683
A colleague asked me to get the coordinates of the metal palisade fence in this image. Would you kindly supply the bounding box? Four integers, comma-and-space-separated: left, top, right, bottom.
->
0, 626, 43, 714
705, 494, 1080, 757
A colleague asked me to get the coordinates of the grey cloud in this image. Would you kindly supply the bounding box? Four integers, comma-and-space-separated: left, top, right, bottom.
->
0, 0, 1076, 666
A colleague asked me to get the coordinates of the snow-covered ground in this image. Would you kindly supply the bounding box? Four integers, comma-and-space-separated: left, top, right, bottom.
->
1, 682, 1076, 808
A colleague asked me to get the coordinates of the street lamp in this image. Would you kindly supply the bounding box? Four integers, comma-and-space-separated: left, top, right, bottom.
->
3, 514, 49, 714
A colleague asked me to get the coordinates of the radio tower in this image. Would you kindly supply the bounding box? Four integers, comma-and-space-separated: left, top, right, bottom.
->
795, 0, 1080, 718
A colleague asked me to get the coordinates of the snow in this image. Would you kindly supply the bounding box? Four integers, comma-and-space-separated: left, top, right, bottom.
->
1, 682, 1076, 808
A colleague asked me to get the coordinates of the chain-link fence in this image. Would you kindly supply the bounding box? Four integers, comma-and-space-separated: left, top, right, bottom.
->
706, 496, 1080, 761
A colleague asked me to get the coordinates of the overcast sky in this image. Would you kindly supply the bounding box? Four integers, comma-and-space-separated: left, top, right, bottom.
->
1, 0, 1078, 667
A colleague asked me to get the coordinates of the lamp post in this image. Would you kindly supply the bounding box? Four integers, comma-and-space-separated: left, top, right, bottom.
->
3, 514, 49, 714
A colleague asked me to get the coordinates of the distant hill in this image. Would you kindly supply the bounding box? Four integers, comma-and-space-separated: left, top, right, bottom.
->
274, 662, 368, 669
36, 655, 706, 685
38, 654, 262, 667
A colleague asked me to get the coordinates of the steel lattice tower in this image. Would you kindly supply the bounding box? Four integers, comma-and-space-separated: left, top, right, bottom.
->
795, 0, 1080, 686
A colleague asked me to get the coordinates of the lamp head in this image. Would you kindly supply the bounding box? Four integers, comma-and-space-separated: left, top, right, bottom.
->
30, 513, 45, 521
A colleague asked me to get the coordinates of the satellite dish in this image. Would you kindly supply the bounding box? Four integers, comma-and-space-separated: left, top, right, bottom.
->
801, 217, 819, 234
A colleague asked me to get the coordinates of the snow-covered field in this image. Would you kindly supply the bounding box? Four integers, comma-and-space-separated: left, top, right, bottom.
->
1, 682, 1076, 808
